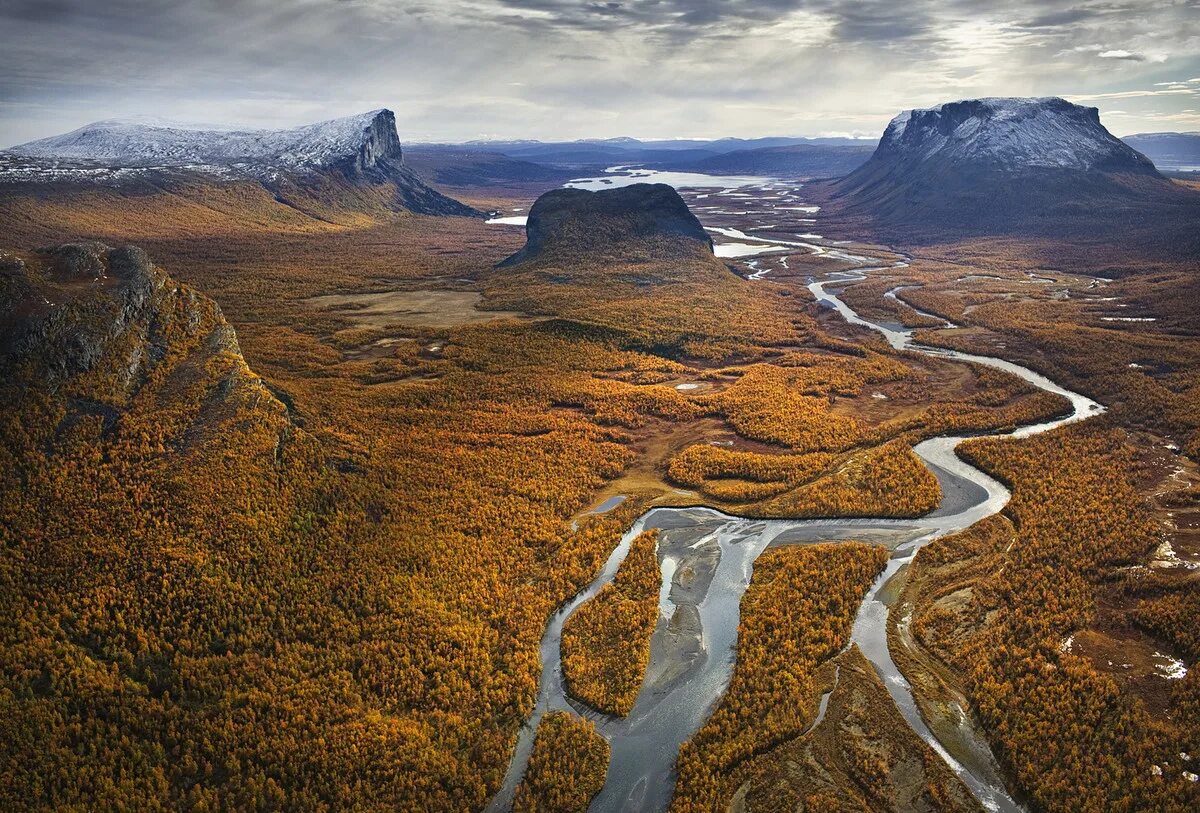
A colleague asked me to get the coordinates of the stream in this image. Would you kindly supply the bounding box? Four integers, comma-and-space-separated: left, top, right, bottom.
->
486, 252, 1103, 813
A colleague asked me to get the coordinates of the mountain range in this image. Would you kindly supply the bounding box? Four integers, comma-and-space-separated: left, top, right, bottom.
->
8, 111, 1197, 198
411, 134, 875, 174
1122, 132, 1200, 172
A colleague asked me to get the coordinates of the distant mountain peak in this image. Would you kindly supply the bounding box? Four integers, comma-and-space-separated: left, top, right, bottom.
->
3, 109, 479, 217
831, 96, 1189, 241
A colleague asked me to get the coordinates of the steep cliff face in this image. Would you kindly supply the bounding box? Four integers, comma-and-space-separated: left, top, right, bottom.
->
831, 97, 1197, 241
3, 110, 478, 217
501, 182, 713, 265
349, 109, 403, 172
9, 110, 404, 172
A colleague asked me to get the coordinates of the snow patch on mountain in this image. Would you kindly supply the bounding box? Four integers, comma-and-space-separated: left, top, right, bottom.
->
8, 110, 402, 174
875, 97, 1157, 173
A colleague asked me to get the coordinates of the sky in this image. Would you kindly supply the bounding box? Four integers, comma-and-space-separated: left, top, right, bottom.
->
1, 0, 1198, 147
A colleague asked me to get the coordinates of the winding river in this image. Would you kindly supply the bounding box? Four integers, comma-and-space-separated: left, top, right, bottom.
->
486, 255, 1103, 813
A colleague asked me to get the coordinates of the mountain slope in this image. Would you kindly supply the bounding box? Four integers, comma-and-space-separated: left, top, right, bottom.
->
2, 110, 478, 219
0, 243, 293, 432
11, 110, 400, 171
402, 148, 576, 187
831, 97, 1199, 245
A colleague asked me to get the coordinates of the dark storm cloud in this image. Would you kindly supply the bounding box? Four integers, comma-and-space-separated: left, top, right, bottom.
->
484, 0, 939, 44
0, 0, 1197, 145
1022, 8, 1099, 29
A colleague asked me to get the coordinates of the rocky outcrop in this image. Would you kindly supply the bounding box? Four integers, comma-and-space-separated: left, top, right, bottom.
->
0, 243, 276, 433
501, 183, 712, 265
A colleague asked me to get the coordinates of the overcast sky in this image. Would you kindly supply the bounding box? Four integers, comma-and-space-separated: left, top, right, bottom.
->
2, 0, 1198, 146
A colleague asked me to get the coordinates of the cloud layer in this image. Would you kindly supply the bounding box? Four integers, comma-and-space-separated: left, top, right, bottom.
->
2, 0, 1198, 146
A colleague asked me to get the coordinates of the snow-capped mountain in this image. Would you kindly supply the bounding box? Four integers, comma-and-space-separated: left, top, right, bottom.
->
831, 97, 1182, 239
9, 110, 403, 174
856, 97, 1158, 179
2, 110, 478, 217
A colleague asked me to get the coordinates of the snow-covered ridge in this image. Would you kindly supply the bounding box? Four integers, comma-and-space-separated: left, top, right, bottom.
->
7, 109, 402, 173
877, 97, 1157, 173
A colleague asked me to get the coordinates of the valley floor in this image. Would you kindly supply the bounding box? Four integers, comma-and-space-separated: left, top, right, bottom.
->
1, 168, 1197, 812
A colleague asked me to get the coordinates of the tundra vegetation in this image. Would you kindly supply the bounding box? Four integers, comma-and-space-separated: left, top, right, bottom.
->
896, 423, 1199, 812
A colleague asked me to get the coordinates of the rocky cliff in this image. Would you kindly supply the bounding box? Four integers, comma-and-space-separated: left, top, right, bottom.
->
0, 243, 292, 448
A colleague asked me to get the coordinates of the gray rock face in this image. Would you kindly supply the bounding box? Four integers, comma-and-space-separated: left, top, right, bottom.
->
1, 244, 204, 399
0, 243, 295, 457
353, 109, 403, 172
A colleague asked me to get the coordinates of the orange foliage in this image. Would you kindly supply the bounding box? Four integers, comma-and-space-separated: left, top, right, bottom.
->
561, 530, 660, 716
512, 712, 608, 813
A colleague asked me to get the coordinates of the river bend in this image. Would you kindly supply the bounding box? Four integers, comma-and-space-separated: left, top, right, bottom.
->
487, 259, 1102, 813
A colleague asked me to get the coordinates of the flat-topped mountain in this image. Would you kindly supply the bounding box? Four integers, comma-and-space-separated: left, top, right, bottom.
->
2, 110, 478, 218
831, 96, 1198, 242
11, 110, 403, 174
863, 97, 1157, 175
502, 183, 713, 265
